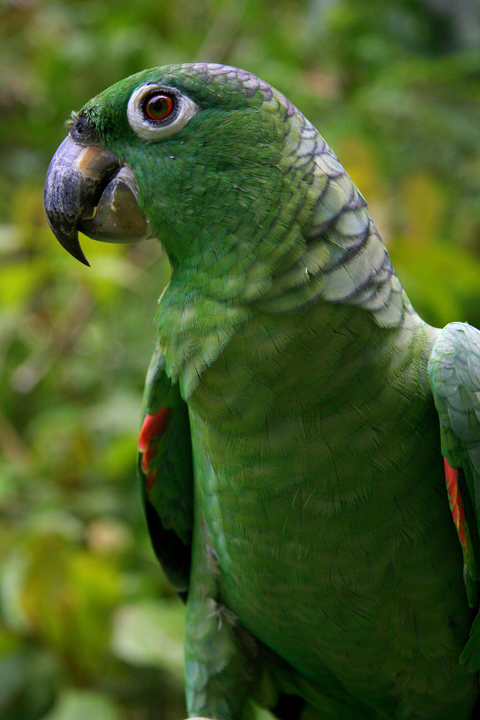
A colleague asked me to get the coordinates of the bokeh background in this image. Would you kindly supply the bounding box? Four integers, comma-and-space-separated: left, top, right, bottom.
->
2, 1, 480, 718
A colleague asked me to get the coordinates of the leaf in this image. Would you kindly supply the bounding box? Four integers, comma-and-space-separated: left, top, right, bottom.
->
43, 690, 121, 720
111, 599, 185, 679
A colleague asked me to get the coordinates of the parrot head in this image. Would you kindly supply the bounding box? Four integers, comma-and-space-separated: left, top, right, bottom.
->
44, 63, 297, 269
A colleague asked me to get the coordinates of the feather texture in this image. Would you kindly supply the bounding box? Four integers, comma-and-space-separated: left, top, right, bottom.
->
47, 64, 480, 719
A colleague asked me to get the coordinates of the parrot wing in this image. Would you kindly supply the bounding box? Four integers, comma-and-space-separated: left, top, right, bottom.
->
138, 343, 194, 599
429, 321, 480, 671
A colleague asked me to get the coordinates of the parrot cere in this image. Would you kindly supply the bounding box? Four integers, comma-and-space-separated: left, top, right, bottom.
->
45, 63, 480, 720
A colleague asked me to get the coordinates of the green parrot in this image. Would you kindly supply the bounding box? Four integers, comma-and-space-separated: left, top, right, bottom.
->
44, 63, 480, 720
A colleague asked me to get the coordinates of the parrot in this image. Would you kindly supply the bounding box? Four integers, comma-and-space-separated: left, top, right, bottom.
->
44, 63, 480, 720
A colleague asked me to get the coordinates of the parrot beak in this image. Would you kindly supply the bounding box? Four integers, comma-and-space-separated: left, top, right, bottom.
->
44, 135, 153, 266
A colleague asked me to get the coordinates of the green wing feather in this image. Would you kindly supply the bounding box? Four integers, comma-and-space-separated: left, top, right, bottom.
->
138, 343, 194, 597
429, 321, 480, 670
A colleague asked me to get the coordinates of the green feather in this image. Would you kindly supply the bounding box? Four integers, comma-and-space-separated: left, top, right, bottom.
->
50, 63, 480, 719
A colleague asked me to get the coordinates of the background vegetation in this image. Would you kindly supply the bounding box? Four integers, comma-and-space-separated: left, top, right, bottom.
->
1, 0, 480, 718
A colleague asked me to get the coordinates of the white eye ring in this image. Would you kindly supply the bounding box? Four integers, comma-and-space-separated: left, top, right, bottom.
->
127, 83, 200, 141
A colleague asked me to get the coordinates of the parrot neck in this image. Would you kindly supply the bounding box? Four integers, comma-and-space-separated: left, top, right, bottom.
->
152, 106, 427, 398
154, 253, 429, 402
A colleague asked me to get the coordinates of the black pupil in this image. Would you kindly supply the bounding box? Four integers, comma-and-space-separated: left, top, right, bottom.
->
147, 95, 173, 120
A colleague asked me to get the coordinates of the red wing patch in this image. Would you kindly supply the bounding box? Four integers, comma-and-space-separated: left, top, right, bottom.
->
444, 457, 475, 573
138, 408, 172, 490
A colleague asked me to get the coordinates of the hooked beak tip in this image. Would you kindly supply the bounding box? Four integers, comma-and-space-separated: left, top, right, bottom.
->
56, 231, 91, 267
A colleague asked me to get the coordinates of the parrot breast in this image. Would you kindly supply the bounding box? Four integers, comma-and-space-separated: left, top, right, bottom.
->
185, 298, 477, 717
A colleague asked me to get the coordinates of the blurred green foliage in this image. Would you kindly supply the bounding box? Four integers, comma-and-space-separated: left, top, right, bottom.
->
1, 0, 480, 718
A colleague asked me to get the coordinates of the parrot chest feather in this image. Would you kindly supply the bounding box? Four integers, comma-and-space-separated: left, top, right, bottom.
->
183, 303, 474, 710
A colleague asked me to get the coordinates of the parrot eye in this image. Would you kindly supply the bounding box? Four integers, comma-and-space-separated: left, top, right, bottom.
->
127, 83, 200, 141
144, 93, 175, 122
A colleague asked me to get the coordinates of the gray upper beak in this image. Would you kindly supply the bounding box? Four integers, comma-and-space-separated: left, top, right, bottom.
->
44, 135, 153, 265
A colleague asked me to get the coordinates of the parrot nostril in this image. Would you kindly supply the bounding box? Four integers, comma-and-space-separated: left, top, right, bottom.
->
69, 113, 99, 145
